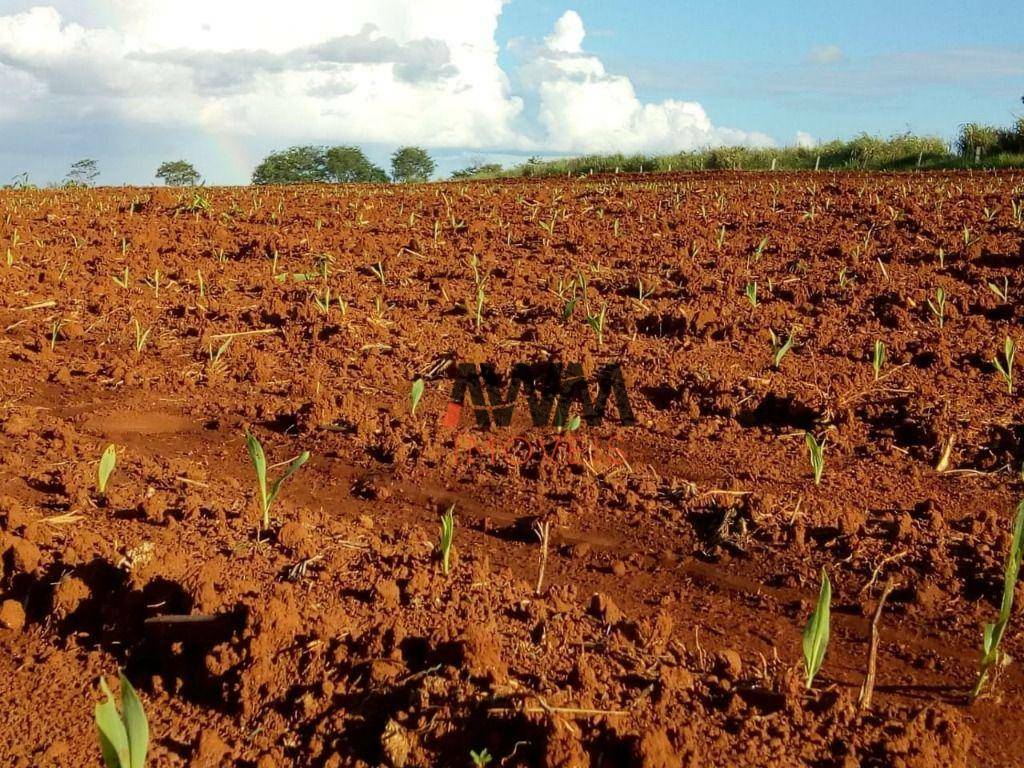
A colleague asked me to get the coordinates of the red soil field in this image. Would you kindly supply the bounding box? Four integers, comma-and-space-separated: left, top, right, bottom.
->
1, 171, 1023, 767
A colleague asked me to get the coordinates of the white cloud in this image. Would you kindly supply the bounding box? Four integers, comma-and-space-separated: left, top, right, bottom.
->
807, 44, 845, 66
795, 131, 816, 148
0, 2, 523, 148
544, 9, 585, 54
0, 3, 775, 169
525, 11, 773, 154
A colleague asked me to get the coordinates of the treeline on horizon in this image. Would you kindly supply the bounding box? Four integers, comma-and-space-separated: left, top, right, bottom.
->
455, 119, 1024, 180
4, 116, 1024, 190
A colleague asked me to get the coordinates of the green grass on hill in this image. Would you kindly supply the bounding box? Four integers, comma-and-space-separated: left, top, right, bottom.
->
453, 133, 1024, 180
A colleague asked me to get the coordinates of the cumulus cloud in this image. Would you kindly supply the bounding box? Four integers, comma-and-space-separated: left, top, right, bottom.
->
0, 2, 774, 170
132, 25, 457, 93
795, 131, 816, 148
0, 2, 522, 148
807, 44, 845, 66
544, 9, 585, 54
523, 10, 773, 154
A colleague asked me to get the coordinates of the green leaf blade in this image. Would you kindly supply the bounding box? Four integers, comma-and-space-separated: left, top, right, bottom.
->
267, 450, 310, 507
95, 678, 130, 768
118, 673, 148, 768
802, 569, 832, 689
410, 378, 425, 416
98, 444, 117, 494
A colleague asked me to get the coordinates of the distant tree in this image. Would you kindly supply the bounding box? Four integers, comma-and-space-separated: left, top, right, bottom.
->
324, 146, 389, 183
450, 161, 503, 180
252, 146, 330, 185
65, 158, 99, 186
390, 146, 435, 183
156, 160, 202, 186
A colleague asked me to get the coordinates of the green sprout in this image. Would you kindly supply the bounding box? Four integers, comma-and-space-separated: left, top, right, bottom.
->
752, 236, 768, 262
987, 277, 1009, 303
474, 283, 485, 332
872, 339, 886, 380
245, 431, 310, 530
439, 504, 455, 575
635, 278, 654, 306
973, 501, 1024, 699
95, 672, 148, 768
369, 260, 386, 287
470, 748, 493, 767
113, 266, 130, 289
313, 286, 332, 315
562, 296, 577, 321
744, 281, 758, 308
805, 432, 825, 485
802, 569, 832, 689
132, 318, 151, 354
98, 444, 117, 496
770, 329, 794, 369
838, 267, 853, 290
927, 286, 946, 328
410, 377, 425, 415
557, 413, 581, 433
993, 336, 1016, 394
586, 303, 607, 347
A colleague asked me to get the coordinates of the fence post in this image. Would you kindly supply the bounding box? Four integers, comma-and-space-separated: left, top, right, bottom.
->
814, 155, 821, 171
771, 157, 777, 171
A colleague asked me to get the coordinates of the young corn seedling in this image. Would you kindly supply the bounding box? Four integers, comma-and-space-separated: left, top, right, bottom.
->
245, 431, 310, 530
586, 304, 607, 347
805, 432, 825, 484
132, 318, 150, 353
112, 266, 130, 290
751, 236, 768, 263
50, 318, 64, 351
97, 444, 117, 496
439, 504, 455, 575
927, 287, 946, 328
410, 378, 425, 416
633, 278, 654, 308
770, 329, 794, 369
474, 283, 485, 332
470, 748, 493, 767
987, 277, 1010, 303
95, 672, 148, 768
369, 260, 386, 287
993, 336, 1016, 394
467, 255, 487, 332
973, 501, 1024, 699
313, 286, 332, 315
838, 267, 854, 290
802, 569, 832, 689
744, 281, 758, 308
872, 339, 886, 380
206, 338, 232, 376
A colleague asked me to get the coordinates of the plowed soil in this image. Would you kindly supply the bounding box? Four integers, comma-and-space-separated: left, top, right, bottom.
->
1, 171, 1023, 767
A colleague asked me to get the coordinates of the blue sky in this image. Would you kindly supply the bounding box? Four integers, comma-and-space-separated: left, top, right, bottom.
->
0, 0, 1020, 185
499, 0, 1023, 140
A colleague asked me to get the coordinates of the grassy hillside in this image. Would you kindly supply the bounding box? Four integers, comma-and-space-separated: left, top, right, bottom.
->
453, 132, 1024, 180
